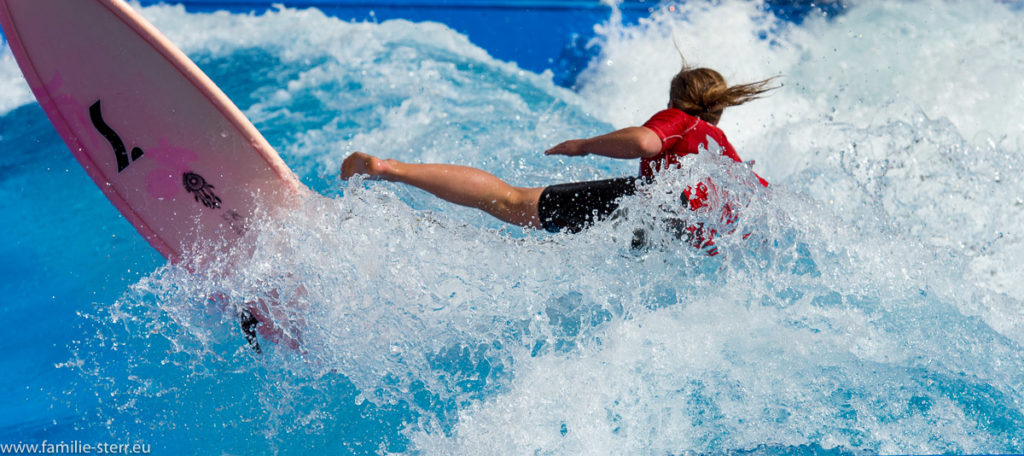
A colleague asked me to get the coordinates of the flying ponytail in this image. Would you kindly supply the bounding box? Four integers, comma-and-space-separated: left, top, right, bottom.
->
669, 67, 777, 125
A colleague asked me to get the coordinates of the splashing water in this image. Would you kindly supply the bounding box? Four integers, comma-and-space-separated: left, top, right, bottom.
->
2, 0, 1023, 454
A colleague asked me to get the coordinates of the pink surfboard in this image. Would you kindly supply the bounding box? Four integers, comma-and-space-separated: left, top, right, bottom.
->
0, 0, 305, 269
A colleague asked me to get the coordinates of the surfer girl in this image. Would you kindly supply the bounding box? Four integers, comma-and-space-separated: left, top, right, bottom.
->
341, 65, 775, 249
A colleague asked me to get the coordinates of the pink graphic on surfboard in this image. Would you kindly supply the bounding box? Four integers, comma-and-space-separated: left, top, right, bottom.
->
145, 138, 200, 200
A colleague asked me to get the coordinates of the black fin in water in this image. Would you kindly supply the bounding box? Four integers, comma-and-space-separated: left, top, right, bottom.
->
239, 309, 262, 354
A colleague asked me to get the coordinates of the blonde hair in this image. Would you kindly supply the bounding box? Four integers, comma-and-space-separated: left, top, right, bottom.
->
669, 67, 777, 125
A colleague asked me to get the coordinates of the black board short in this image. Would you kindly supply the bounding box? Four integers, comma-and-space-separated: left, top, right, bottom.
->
537, 177, 640, 233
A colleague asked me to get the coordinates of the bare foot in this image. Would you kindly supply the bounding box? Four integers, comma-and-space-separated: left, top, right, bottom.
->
341, 152, 392, 180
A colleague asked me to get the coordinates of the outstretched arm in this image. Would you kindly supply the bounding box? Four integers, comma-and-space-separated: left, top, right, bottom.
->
545, 126, 662, 160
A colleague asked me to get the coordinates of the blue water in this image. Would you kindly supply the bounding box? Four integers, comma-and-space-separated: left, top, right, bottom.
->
2, 0, 1024, 454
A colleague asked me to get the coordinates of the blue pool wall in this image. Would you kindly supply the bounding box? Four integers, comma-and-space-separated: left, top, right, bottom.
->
125, 0, 845, 87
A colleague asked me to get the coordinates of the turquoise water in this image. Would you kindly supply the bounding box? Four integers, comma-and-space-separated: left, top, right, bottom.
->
2, 1, 1024, 454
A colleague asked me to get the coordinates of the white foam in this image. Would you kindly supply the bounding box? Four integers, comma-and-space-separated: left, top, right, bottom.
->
0, 41, 33, 114
578, 0, 1024, 147
410, 300, 1004, 454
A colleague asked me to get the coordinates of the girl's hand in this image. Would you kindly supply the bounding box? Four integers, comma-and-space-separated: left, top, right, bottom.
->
545, 139, 587, 157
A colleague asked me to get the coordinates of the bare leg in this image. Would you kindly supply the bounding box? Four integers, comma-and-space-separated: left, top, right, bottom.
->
341, 152, 544, 228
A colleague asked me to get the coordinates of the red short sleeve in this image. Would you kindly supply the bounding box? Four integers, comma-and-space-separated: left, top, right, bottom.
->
642, 109, 694, 152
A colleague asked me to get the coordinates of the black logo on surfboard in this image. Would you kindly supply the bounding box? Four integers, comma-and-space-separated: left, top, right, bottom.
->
183, 172, 222, 209
89, 100, 144, 173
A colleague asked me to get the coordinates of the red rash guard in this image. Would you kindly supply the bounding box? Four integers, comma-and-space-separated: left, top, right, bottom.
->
640, 108, 768, 253
641, 108, 768, 187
